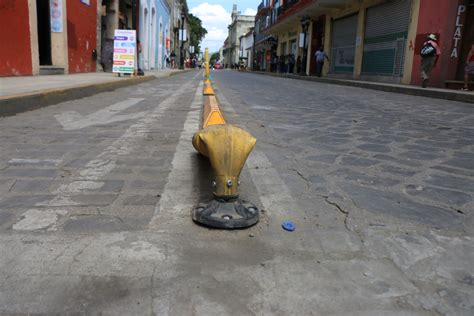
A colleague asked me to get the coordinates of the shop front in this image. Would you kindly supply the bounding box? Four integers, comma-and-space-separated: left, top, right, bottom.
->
254, 36, 277, 72
361, 0, 412, 82
329, 14, 358, 77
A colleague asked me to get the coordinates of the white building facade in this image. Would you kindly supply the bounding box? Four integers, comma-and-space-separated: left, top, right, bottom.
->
239, 29, 254, 69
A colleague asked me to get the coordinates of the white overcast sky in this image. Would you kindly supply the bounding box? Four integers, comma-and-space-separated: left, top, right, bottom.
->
188, 1, 260, 53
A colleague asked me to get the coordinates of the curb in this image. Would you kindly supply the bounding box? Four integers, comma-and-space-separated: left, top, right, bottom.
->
253, 71, 474, 104
0, 70, 187, 117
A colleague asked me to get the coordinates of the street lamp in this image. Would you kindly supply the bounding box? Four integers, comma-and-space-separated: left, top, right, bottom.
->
300, 16, 311, 75
180, 12, 185, 70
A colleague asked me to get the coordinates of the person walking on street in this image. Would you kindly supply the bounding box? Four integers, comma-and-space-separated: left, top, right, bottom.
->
462, 43, 474, 91
314, 47, 329, 77
420, 34, 441, 88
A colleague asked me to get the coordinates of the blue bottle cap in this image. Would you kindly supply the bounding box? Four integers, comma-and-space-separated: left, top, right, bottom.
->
282, 221, 295, 232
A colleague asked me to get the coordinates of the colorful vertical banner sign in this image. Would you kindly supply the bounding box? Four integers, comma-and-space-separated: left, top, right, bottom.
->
113, 29, 137, 74
50, 0, 63, 33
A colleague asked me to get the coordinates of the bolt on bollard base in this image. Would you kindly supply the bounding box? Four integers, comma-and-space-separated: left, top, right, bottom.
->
193, 198, 259, 229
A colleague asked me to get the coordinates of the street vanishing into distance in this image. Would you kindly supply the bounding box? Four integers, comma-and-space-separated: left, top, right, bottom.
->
0, 69, 473, 314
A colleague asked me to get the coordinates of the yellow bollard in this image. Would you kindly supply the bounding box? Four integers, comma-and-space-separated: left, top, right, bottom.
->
193, 125, 256, 199
204, 48, 210, 80
192, 51, 259, 228
201, 95, 225, 128
203, 83, 215, 96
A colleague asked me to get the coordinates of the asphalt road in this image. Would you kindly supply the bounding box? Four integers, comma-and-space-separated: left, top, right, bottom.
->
0, 69, 472, 315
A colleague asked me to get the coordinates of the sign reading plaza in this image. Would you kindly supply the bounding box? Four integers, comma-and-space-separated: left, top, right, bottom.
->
113, 29, 137, 74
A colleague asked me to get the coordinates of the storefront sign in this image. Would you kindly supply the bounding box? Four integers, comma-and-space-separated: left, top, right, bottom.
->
179, 30, 187, 42
113, 29, 136, 74
451, 4, 466, 58
50, 0, 63, 33
299, 33, 305, 48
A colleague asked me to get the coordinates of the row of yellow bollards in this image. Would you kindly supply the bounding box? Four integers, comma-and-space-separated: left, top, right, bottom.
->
191, 48, 260, 229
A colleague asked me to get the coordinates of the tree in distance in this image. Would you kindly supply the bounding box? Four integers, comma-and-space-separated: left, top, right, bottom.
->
210, 52, 220, 64
188, 14, 207, 55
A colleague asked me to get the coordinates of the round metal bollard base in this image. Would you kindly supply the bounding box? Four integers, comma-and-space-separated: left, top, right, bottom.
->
192, 198, 259, 229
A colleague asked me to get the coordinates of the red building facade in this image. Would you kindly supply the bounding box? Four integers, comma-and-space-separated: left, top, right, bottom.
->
0, 0, 98, 77
1, 2, 34, 76
67, 0, 98, 73
411, 0, 473, 87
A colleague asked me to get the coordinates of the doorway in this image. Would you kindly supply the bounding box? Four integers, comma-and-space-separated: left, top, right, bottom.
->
37, 0, 52, 65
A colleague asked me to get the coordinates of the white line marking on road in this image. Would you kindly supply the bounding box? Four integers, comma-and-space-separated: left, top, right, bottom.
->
8, 158, 62, 166
34, 71, 202, 211
148, 81, 203, 229
99, 72, 202, 158
55, 181, 105, 194
13, 209, 68, 231
54, 98, 146, 130
246, 151, 297, 218
79, 160, 117, 180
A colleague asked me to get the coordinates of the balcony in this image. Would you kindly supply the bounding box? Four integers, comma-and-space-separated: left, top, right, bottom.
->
257, 0, 271, 16
277, 0, 300, 16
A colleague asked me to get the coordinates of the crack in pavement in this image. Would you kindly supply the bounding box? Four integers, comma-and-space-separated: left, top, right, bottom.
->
324, 198, 352, 233
288, 167, 311, 196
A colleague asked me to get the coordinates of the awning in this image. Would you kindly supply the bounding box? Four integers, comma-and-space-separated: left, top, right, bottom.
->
254, 36, 278, 50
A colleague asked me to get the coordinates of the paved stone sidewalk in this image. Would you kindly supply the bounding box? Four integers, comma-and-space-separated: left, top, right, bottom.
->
0, 69, 182, 97
253, 70, 474, 104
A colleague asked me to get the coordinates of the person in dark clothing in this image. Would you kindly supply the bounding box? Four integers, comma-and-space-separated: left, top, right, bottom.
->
288, 54, 295, 74
420, 34, 441, 88
296, 55, 301, 74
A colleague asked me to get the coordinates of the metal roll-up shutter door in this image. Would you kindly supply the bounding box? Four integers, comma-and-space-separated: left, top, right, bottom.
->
331, 14, 358, 73
362, 0, 412, 76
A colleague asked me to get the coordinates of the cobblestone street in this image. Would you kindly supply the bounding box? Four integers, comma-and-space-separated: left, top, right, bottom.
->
0, 70, 473, 315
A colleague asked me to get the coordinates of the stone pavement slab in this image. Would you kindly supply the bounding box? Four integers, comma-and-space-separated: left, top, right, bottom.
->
0, 69, 182, 97
0, 69, 187, 116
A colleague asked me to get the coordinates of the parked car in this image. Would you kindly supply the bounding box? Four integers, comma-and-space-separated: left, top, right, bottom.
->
214, 63, 223, 70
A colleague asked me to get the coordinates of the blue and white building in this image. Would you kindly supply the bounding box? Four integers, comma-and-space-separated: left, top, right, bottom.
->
140, 0, 171, 70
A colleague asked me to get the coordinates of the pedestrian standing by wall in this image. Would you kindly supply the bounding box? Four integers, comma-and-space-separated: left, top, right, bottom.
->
288, 54, 295, 74
170, 51, 176, 69
420, 34, 441, 88
462, 43, 474, 91
314, 47, 329, 77
296, 55, 301, 74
